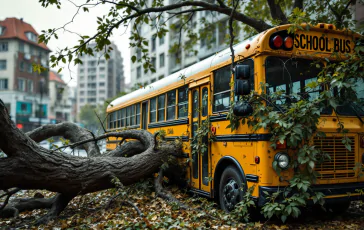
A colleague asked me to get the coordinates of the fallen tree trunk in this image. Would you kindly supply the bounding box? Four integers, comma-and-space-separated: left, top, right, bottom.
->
0, 99, 184, 223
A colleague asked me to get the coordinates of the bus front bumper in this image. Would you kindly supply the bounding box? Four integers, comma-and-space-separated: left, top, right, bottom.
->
258, 182, 364, 206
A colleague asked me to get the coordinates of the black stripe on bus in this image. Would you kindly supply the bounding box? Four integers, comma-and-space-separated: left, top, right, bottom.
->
164, 136, 189, 142
106, 124, 140, 132
189, 188, 211, 197
148, 118, 188, 128
214, 134, 272, 142
246, 174, 259, 182
107, 140, 121, 144
209, 114, 227, 122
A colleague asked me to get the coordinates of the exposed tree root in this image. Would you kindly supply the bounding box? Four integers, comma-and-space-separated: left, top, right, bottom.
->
154, 169, 189, 210
121, 201, 144, 217
34, 193, 74, 225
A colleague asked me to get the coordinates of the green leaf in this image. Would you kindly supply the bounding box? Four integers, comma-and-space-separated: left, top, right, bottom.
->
281, 215, 287, 223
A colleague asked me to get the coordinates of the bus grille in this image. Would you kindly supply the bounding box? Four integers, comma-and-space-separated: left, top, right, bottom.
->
314, 136, 356, 179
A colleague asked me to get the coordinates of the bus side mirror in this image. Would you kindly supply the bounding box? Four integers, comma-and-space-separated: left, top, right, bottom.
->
233, 101, 253, 116
234, 65, 250, 79
235, 79, 250, 96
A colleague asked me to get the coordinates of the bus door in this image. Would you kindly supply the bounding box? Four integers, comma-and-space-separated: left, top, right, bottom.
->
141, 101, 148, 130
190, 83, 211, 193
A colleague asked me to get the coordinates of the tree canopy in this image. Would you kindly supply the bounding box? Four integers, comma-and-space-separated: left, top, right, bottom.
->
37, 0, 361, 74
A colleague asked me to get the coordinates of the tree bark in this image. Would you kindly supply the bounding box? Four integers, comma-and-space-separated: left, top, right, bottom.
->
0, 99, 183, 222
27, 122, 101, 157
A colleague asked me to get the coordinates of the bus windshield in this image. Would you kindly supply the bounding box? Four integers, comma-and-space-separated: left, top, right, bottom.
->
265, 56, 331, 113
265, 56, 364, 117
334, 78, 364, 117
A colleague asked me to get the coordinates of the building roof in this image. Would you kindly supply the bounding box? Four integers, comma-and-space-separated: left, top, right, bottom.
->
49, 71, 65, 84
0, 17, 51, 51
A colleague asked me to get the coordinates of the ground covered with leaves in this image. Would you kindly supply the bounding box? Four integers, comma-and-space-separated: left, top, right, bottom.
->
1, 179, 364, 229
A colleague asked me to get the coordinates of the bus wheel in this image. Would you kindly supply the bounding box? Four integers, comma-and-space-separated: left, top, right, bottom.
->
327, 201, 351, 214
219, 166, 244, 212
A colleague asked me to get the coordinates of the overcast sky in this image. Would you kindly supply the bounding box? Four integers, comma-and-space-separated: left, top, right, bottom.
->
0, 0, 131, 86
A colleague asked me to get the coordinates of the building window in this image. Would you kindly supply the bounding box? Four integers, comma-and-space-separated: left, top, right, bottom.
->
99, 90, 105, 94
80, 83, 85, 87
18, 79, 25, 91
151, 78, 156, 83
167, 90, 176, 120
157, 94, 165, 121
27, 63, 33, 73
99, 82, 105, 86
0, 42, 8, 52
159, 36, 164, 45
25, 32, 37, 42
178, 86, 188, 118
151, 36, 156, 51
0, 60, 7, 70
151, 57, 156, 69
159, 53, 165, 68
80, 91, 84, 96
99, 67, 105, 71
28, 80, 33, 93
88, 61, 96, 66
88, 75, 96, 81
150, 98, 156, 123
29, 45, 33, 56
0, 26, 5, 35
20, 62, 25, 72
99, 74, 105, 79
218, 20, 228, 46
158, 75, 164, 80
79, 75, 84, 80
0, 79, 8, 90
213, 66, 231, 112
136, 49, 141, 60
79, 68, 84, 73
137, 66, 142, 79
88, 67, 96, 73
19, 42, 24, 52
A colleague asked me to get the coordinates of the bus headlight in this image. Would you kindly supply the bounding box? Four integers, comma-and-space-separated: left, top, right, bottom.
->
274, 152, 290, 170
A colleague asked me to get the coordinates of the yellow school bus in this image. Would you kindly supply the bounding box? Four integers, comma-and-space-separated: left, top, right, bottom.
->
106, 23, 364, 212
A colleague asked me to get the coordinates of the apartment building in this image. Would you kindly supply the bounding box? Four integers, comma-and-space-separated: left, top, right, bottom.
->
0, 17, 51, 132
48, 71, 72, 123
76, 43, 124, 113
130, 1, 230, 88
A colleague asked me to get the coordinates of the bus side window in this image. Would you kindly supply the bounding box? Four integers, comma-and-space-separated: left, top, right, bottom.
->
136, 103, 141, 125
108, 113, 112, 129
121, 108, 125, 127
126, 106, 130, 126
131, 105, 135, 126
113, 112, 117, 129
150, 98, 156, 123
213, 66, 231, 112
117, 110, 121, 128
167, 90, 176, 120
178, 86, 188, 118
158, 94, 165, 121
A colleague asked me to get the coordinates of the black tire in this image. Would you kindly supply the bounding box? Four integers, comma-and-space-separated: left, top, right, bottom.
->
219, 166, 245, 212
326, 201, 351, 214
